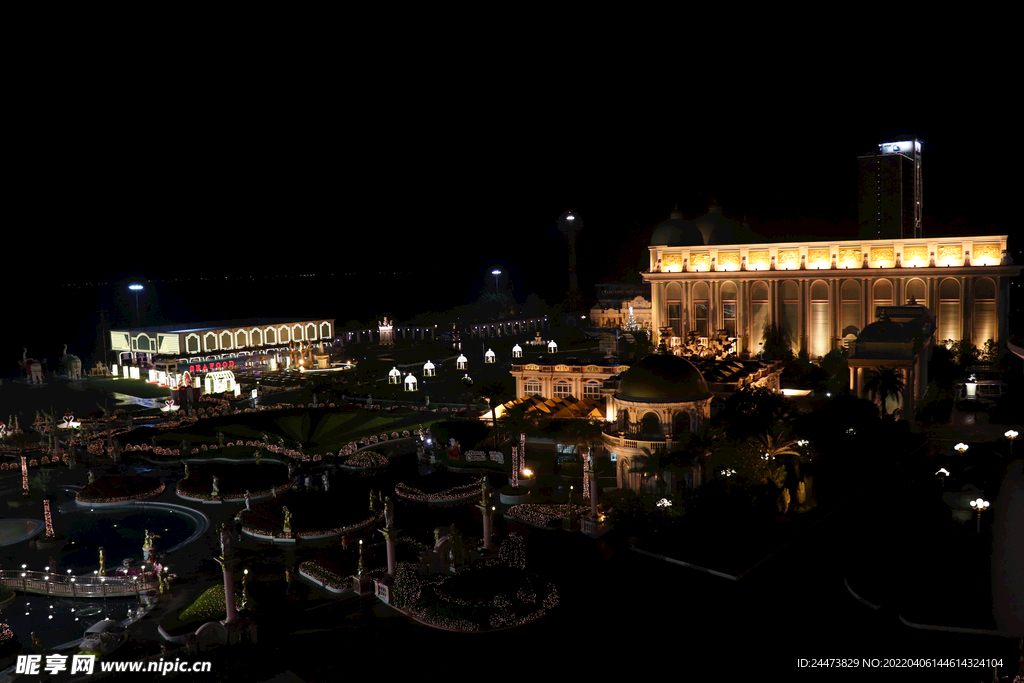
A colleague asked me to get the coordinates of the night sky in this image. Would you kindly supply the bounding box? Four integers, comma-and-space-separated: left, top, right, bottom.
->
7, 82, 1017, 373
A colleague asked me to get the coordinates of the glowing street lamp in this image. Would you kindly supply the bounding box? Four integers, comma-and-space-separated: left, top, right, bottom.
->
491, 269, 502, 294
1006, 430, 1019, 457
935, 468, 950, 486
128, 284, 144, 323
954, 443, 969, 455
970, 498, 990, 533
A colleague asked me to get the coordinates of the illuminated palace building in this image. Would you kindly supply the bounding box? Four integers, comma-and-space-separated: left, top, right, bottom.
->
109, 318, 336, 382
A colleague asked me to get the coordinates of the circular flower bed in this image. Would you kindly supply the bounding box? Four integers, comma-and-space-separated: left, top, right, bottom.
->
399, 560, 558, 631
343, 451, 388, 469
77, 476, 165, 504
395, 481, 480, 506
504, 503, 589, 528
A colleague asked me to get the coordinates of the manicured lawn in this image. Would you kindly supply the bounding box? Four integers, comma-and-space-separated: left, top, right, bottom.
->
83, 378, 171, 399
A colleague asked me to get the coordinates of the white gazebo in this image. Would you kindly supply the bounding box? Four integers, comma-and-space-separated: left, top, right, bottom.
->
423, 361, 436, 377
484, 349, 495, 363
547, 340, 558, 353
512, 344, 523, 358
404, 374, 418, 391
457, 354, 468, 369
388, 367, 401, 385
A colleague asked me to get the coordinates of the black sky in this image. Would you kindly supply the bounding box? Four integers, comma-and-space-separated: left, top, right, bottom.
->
8, 69, 1017, 369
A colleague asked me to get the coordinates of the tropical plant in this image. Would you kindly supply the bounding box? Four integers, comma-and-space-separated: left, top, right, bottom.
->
761, 322, 795, 361
563, 418, 606, 465
627, 447, 664, 494
478, 381, 508, 448
864, 368, 906, 416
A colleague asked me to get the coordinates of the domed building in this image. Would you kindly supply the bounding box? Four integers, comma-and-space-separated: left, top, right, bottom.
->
602, 348, 713, 493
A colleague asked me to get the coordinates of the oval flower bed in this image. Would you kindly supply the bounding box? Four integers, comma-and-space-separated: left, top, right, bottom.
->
176, 463, 290, 501
77, 476, 165, 504
394, 481, 481, 506
239, 492, 378, 540
397, 560, 558, 631
340, 451, 389, 470
504, 503, 590, 529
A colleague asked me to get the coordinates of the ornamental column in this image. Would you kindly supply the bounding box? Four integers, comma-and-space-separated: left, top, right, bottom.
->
650, 281, 663, 348
478, 477, 494, 550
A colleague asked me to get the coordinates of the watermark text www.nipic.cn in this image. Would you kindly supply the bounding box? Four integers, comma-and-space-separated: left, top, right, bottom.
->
16, 654, 214, 676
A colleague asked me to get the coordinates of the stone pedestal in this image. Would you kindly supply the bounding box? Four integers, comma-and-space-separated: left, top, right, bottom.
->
353, 574, 374, 595
562, 515, 580, 532
221, 557, 239, 623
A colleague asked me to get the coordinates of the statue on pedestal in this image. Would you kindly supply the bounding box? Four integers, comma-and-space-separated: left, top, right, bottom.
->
282, 507, 292, 534
244, 490, 251, 510
211, 475, 220, 497
87, 470, 95, 485
480, 476, 491, 507
254, 450, 262, 466
98, 547, 106, 575
183, 461, 190, 478
321, 473, 329, 492
384, 496, 394, 528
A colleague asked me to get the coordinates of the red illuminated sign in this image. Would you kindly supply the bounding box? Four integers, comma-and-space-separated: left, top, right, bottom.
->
186, 360, 236, 374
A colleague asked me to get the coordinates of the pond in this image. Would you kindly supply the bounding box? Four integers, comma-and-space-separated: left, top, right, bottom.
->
55, 507, 200, 572
3, 593, 140, 651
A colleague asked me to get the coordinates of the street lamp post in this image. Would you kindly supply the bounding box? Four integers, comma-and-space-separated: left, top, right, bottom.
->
491, 269, 501, 294
129, 284, 144, 324
1006, 430, 1019, 457
970, 498, 990, 534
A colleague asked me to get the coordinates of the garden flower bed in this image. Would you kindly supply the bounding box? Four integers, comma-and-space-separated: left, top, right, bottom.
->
396, 560, 558, 631
76, 476, 165, 504
341, 450, 389, 469
175, 463, 290, 501
504, 503, 590, 528
239, 491, 379, 539
394, 480, 481, 506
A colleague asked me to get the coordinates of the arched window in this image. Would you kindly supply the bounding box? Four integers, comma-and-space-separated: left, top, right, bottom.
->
692, 282, 709, 338
939, 278, 961, 344
251, 328, 263, 347
640, 412, 661, 436
751, 282, 770, 346
810, 280, 830, 360
265, 327, 277, 345
721, 282, 738, 338
583, 381, 602, 399
673, 412, 691, 435
666, 282, 682, 338
524, 378, 542, 395
873, 279, 893, 313
905, 278, 927, 305
841, 279, 861, 342
553, 380, 571, 398
973, 277, 996, 348
219, 331, 233, 350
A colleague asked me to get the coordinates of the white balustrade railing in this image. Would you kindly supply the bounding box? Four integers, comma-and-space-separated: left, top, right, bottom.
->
0, 569, 159, 596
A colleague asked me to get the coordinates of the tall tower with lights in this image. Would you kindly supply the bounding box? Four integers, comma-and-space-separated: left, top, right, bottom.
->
858, 138, 923, 240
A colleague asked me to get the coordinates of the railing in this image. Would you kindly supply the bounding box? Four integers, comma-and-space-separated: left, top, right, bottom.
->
601, 432, 682, 453
0, 570, 159, 597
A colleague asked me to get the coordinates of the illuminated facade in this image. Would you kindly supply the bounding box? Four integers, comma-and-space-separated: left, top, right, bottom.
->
646, 228, 1016, 362
110, 318, 335, 366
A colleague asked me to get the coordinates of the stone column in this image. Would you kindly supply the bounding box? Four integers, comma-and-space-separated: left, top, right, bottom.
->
380, 527, 397, 576
588, 467, 598, 519
222, 558, 238, 623
478, 504, 493, 550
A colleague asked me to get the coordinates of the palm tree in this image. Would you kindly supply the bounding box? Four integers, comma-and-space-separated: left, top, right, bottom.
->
478, 381, 508, 447
628, 447, 663, 494
565, 418, 607, 466
864, 368, 906, 416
